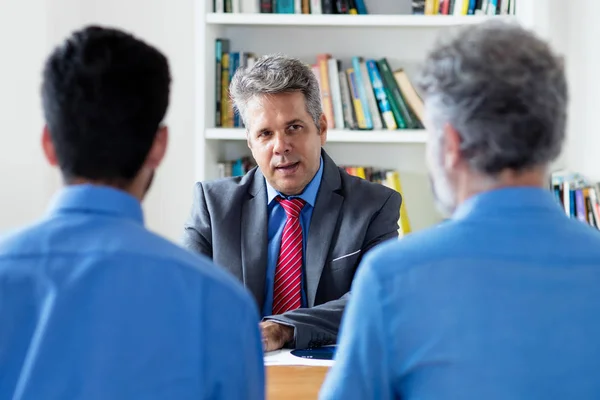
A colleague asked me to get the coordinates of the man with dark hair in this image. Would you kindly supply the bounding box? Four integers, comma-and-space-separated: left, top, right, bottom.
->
0, 26, 263, 400
320, 20, 600, 399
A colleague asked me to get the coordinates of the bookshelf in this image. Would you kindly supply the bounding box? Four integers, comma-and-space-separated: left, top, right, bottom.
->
205, 128, 428, 143
205, 13, 515, 27
195, 0, 542, 232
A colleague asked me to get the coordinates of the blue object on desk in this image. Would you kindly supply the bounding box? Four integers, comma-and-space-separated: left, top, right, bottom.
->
291, 345, 336, 360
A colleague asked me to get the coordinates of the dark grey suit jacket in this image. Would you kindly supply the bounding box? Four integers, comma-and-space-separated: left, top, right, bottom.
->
182, 150, 401, 348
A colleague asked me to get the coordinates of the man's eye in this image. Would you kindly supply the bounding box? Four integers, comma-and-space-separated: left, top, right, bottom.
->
259, 131, 272, 138
289, 125, 302, 131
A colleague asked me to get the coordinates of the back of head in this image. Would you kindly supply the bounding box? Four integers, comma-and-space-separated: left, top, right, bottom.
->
417, 20, 568, 175
41, 26, 171, 186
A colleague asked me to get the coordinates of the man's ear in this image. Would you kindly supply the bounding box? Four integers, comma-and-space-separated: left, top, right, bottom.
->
145, 125, 168, 169
42, 125, 59, 167
442, 123, 462, 170
318, 114, 328, 146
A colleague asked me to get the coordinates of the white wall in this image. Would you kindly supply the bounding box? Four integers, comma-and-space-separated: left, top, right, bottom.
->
563, 2, 600, 181
80, 0, 197, 242
0, 0, 197, 241
0, 0, 57, 233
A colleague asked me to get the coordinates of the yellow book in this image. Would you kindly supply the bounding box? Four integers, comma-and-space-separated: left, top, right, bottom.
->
220, 53, 231, 127
355, 167, 366, 179
386, 171, 412, 236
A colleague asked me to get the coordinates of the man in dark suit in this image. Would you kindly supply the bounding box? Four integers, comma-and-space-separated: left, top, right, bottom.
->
183, 54, 401, 351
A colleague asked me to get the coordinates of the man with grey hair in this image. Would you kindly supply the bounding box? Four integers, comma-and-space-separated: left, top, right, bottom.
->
320, 20, 600, 399
183, 54, 401, 351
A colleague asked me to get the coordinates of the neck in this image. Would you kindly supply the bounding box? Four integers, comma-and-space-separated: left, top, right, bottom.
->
66, 176, 146, 201
456, 165, 548, 206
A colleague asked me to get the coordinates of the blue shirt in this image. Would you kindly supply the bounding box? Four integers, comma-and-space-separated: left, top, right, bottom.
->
320, 187, 600, 400
0, 185, 264, 400
262, 156, 324, 317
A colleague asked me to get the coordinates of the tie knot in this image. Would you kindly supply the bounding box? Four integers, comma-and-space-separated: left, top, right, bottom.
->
277, 197, 305, 218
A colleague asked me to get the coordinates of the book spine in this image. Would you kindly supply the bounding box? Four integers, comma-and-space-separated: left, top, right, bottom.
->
339, 71, 357, 129
366, 60, 397, 130
358, 59, 383, 130
347, 68, 368, 129
260, 0, 273, 12
351, 57, 373, 129
327, 59, 345, 129
317, 54, 335, 129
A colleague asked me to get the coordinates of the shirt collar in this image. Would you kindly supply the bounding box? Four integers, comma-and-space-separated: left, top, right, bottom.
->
266, 156, 324, 207
452, 186, 563, 221
47, 184, 145, 225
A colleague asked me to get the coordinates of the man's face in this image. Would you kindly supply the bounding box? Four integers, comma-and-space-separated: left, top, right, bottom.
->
245, 92, 326, 196
426, 127, 458, 218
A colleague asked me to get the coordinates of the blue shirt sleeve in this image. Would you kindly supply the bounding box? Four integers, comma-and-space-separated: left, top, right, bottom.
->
318, 257, 394, 400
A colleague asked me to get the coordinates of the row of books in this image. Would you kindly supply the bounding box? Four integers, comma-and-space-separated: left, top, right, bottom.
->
215, 39, 424, 131
310, 54, 423, 130
413, 0, 517, 15
216, 156, 257, 178
214, 0, 516, 15
551, 171, 600, 230
214, 0, 368, 14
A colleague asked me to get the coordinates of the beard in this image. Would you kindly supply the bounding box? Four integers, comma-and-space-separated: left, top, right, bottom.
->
428, 168, 457, 219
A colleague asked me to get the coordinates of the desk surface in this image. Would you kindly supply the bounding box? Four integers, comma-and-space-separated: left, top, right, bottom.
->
267, 365, 329, 400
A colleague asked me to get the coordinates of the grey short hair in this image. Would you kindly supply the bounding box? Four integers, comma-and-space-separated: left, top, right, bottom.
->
417, 20, 568, 175
229, 54, 322, 129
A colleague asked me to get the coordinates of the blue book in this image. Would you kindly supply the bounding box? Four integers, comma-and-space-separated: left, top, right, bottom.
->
276, 0, 295, 13
351, 57, 373, 129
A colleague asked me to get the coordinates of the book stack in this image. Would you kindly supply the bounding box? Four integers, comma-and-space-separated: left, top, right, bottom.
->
214, 0, 369, 14
216, 156, 257, 178
215, 40, 424, 132
412, 0, 517, 15
551, 170, 600, 230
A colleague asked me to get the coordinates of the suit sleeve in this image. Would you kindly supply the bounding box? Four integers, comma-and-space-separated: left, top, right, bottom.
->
265, 190, 401, 349
318, 258, 394, 400
182, 182, 213, 258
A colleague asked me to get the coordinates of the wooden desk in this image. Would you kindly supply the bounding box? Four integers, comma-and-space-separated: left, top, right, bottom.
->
267, 365, 329, 400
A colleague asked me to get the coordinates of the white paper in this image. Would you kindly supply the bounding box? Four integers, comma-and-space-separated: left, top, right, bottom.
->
264, 349, 335, 367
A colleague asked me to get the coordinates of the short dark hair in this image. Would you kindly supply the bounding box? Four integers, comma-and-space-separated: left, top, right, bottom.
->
417, 20, 567, 175
41, 25, 171, 185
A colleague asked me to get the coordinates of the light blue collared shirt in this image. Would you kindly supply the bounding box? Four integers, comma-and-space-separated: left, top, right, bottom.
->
262, 156, 324, 317
321, 187, 600, 400
0, 184, 264, 400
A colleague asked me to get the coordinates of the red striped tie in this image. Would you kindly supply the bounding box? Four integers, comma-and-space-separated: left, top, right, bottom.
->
272, 197, 305, 315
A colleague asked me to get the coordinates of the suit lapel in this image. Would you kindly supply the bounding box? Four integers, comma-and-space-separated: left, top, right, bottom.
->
241, 169, 268, 310
306, 151, 343, 307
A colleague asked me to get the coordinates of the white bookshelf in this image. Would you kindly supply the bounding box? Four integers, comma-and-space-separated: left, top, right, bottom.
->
195, 0, 542, 232
205, 13, 515, 27
206, 128, 428, 143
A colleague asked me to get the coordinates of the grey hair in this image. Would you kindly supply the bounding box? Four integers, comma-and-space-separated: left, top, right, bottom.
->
417, 20, 568, 175
229, 54, 322, 129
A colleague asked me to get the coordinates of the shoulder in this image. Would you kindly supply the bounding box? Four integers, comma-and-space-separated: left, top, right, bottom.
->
193, 168, 258, 201
359, 220, 459, 279
137, 230, 257, 307
0, 219, 50, 257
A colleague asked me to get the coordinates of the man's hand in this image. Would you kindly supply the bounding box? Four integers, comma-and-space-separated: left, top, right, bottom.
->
260, 321, 294, 352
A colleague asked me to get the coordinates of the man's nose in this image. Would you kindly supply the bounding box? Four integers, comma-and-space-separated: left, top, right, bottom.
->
273, 132, 291, 155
